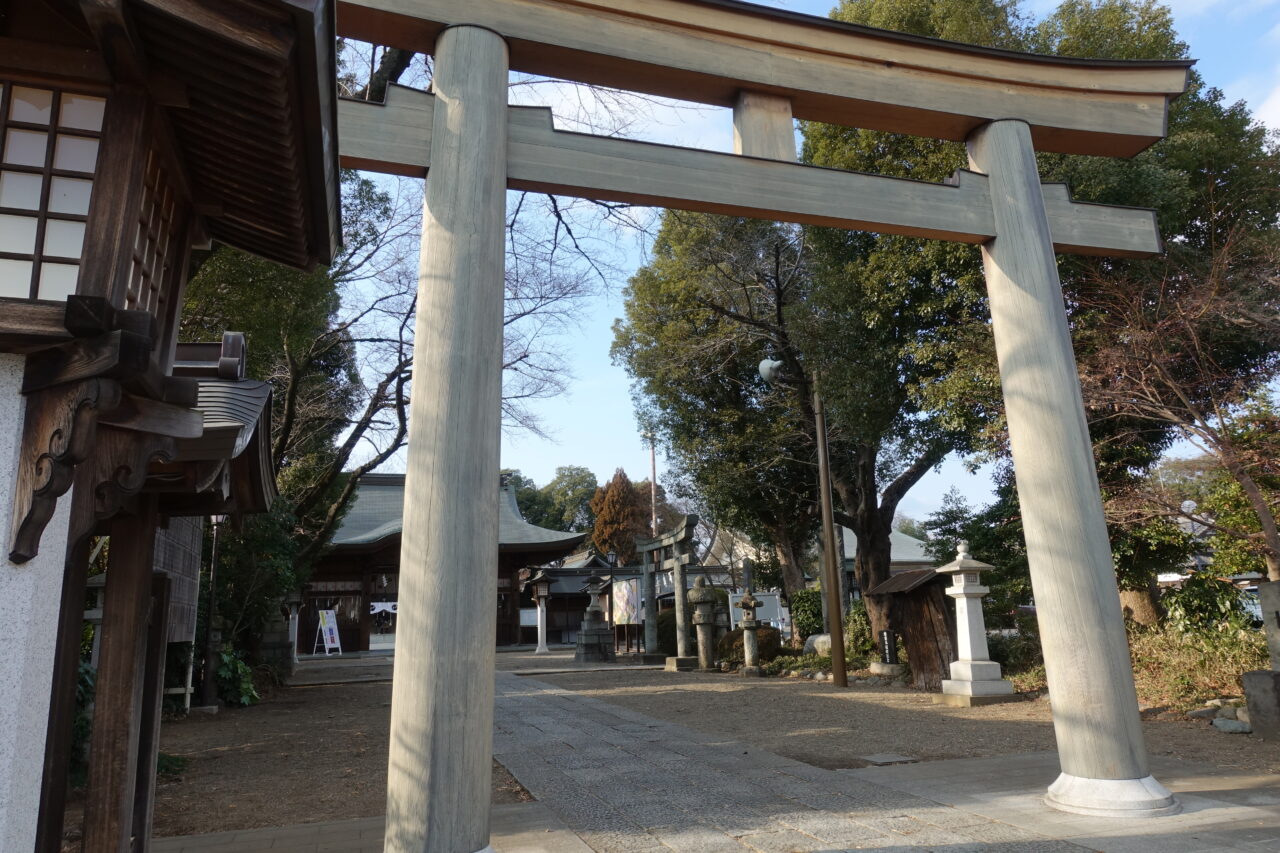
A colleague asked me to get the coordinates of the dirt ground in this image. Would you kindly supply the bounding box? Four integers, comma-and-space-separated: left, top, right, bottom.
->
107, 663, 1277, 841
539, 669, 1280, 775
147, 681, 529, 838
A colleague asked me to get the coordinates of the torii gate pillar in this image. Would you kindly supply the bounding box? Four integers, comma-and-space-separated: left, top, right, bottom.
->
967, 120, 1177, 817
386, 25, 508, 853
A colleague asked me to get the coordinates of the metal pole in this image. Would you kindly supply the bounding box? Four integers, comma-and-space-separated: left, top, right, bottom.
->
813, 386, 848, 688
648, 434, 659, 536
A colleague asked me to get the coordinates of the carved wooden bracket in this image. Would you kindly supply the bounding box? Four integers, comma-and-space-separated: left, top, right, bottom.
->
9, 379, 121, 563
85, 426, 176, 522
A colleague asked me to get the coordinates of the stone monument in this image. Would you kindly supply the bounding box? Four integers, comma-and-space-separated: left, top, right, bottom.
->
934, 542, 1015, 706
1243, 581, 1280, 739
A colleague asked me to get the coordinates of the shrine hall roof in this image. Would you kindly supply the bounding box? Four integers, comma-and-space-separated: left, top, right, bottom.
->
329, 473, 587, 554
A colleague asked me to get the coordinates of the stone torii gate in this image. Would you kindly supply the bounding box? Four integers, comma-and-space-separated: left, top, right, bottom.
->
637, 514, 699, 663
334, 2, 1192, 850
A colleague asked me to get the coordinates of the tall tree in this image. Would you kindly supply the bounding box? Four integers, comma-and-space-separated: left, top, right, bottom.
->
588, 469, 648, 564
541, 465, 600, 532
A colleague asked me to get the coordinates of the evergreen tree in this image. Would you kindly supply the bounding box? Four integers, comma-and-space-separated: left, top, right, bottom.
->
588, 469, 648, 564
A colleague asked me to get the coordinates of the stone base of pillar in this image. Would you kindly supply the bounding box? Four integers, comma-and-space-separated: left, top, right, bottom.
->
1045, 773, 1180, 818
740, 665, 761, 677
664, 656, 697, 672
1242, 670, 1280, 739
941, 677, 1015, 698
640, 653, 666, 665
932, 692, 1018, 707
869, 662, 903, 676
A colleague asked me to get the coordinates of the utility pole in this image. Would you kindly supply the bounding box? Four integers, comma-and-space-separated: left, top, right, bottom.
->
647, 432, 659, 536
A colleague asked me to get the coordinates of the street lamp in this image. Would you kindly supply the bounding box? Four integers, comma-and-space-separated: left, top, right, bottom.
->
525, 569, 553, 654
758, 358, 848, 688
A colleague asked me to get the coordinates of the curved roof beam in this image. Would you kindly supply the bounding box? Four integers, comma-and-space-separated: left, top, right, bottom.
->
337, 0, 1192, 157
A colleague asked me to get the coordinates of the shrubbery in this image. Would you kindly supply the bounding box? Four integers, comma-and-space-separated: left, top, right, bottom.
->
843, 599, 875, 665
715, 626, 783, 662
789, 588, 823, 639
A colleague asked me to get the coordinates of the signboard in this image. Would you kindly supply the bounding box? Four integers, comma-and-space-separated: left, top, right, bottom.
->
314, 609, 343, 655
370, 601, 398, 615
613, 578, 640, 625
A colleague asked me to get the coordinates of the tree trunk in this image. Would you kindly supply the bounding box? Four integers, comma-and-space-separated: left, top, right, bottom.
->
850, 517, 894, 639
1118, 579, 1164, 627
773, 538, 806, 601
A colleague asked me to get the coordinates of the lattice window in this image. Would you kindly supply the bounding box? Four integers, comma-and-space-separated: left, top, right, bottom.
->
0, 81, 104, 301
127, 148, 179, 317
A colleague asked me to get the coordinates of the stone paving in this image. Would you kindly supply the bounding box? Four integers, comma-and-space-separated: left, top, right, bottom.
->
154, 669, 1280, 852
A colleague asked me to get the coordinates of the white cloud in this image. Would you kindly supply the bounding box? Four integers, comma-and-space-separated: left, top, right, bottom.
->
1253, 77, 1280, 130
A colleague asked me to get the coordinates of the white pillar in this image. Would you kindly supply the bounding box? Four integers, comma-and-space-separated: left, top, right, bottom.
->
966, 120, 1176, 818
0, 354, 75, 851
534, 596, 549, 654
386, 25, 508, 853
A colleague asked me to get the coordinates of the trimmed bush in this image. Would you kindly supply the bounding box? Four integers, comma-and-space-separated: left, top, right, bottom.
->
789, 588, 823, 639
715, 626, 783, 662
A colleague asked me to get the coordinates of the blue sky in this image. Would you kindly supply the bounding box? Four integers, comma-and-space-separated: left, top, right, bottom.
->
498, 0, 1280, 522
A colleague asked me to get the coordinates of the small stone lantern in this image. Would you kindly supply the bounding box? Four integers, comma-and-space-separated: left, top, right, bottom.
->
736, 590, 763, 677
525, 569, 553, 654
934, 541, 1015, 706
574, 575, 615, 663
688, 576, 718, 672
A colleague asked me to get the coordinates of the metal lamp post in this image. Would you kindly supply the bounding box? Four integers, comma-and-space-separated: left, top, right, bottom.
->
759, 358, 848, 688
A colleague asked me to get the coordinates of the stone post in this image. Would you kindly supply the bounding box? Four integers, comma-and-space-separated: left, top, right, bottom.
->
967, 119, 1176, 818
934, 543, 1014, 706
737, 590, 763, 677
535, 594, 549, 655
386, 25, 508, 853
672, 552, 691, 659
642, 549, 658, 654
688, 576, 717, 672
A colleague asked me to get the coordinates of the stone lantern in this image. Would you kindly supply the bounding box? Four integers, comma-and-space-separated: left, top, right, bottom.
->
574, 575, 615, 663
736, 590, 763, 677
935, 541, 1015, 706
525, 570, 553, 654
688, 576, 718, 672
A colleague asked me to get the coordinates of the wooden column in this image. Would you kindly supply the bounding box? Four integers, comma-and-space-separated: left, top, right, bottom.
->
131, 572, 172, 853
385, 24, 508, 853
732, 91, 796, 160
966, 120, 1176, 817
83, 496, 160, 852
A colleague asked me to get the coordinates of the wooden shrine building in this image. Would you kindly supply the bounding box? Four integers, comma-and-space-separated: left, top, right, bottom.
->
309, 473, 587, 650
0, 1, 339, 850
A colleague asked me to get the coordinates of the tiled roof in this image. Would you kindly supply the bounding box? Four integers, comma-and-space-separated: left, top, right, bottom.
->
330, 474, 586, 553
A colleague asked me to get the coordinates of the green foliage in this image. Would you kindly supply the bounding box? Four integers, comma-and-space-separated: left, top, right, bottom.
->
923, 482, 1031, 627
1163, 572, 1252, 633
544, 466, 601, 532
1109, 518, 1193, 593
985, 613, 1044, 676
215, 644, 260, 707
209, 502, 304, 650
843, 599, 876, 664
655, 607, 681, 657
716, 626, 783, 662
1128, 622, 1268, 711
589, 468, 648, 564
761, 653, 832, 677
789, 588, 824, 640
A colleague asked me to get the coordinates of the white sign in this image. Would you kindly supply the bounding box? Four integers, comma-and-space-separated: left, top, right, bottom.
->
370, 601, 398, 615
314, 609, 343, 655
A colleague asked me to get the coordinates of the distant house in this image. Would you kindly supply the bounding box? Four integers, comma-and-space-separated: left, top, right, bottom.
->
840, 528, 936, 599
304, 473, 586, 652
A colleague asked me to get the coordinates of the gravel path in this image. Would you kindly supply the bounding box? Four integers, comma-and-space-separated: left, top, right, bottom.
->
536, 669, 1280, 775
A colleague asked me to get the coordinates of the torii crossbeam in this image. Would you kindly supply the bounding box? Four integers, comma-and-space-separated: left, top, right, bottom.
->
334, 2, 1193, 851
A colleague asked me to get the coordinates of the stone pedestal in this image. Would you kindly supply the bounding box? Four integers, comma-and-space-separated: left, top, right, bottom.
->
664, 656, 697, 672
869, 662, 903, 677
1243, 670, 1280, 740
